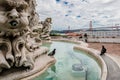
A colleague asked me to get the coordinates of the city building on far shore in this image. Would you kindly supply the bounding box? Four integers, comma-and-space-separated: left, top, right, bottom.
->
81, 30, 120, 38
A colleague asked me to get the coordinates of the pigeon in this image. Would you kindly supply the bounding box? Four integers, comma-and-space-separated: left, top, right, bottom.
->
100, 45, 106, 55
48, 49, 56, 56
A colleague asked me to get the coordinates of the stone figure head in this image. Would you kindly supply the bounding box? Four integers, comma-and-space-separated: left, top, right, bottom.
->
45, 18, 52, 24
0, 0, 30, 33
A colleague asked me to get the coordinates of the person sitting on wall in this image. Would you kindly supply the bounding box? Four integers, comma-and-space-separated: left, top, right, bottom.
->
100, 45, 107, 55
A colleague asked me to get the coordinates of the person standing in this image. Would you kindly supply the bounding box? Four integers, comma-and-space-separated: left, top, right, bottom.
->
84, 33, 88, 42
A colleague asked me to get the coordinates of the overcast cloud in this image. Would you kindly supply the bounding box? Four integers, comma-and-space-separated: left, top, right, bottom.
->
36, 0, 120, 30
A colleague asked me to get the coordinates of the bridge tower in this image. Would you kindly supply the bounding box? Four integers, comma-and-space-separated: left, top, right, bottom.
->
89, 21, 93, 31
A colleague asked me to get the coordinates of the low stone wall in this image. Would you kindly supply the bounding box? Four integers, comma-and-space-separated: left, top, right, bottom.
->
52, 39, 88, 47
74, 45, 107, 80
88, 38, 120, 43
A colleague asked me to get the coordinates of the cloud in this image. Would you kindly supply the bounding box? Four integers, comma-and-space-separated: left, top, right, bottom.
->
36, 0, 120, 30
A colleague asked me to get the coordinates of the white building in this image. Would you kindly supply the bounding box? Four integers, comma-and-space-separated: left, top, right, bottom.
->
81, 30, 120, 38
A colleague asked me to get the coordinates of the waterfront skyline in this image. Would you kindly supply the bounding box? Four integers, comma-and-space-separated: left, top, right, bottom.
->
36, 0, 120, 30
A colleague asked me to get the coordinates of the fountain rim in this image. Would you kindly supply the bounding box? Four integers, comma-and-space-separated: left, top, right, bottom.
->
50, 39, 107, 80
21, 58, 56, 80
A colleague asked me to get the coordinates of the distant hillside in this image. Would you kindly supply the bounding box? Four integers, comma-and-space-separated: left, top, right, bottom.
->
51, 29, 82, 33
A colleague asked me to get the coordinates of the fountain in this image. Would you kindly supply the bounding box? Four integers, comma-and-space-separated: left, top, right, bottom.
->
0, 0, 55, 80
34, 41, 101, 80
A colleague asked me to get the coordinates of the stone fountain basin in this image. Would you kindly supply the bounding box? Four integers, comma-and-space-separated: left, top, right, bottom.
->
0, 51, 56, 80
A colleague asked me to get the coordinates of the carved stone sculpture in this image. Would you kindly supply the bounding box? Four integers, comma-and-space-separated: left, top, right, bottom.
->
40, 17, 52, 41
0, 0, 53, 75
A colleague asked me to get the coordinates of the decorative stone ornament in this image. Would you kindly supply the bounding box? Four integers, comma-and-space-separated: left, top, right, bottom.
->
0, 1, 54, 79
40, 17, 52, 41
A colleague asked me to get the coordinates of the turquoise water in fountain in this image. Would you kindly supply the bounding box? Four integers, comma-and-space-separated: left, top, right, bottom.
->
34, 41, 101, 80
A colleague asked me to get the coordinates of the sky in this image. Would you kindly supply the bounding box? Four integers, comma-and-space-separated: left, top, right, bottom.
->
36, 0, 120, 30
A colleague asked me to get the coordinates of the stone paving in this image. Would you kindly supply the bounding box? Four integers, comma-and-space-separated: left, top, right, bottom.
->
88, 42, 120, 56
87, 42, 120, 80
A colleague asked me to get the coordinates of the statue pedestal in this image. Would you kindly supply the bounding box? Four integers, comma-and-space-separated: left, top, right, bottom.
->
0, 54, 56, 80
